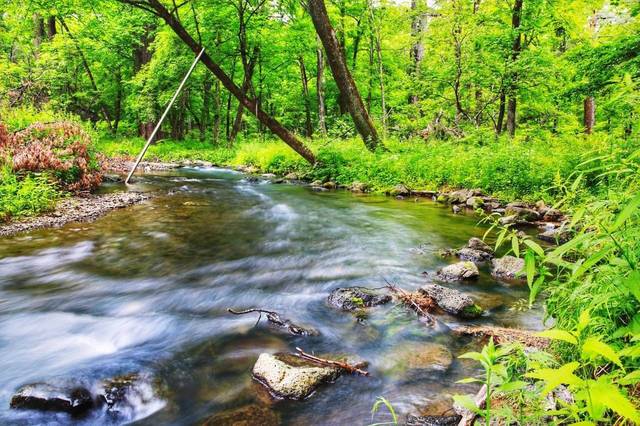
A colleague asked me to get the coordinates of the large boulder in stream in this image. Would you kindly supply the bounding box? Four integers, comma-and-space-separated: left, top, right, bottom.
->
491, 256, 525, 281
252, 353, 341, 400
10, 382, 93, 415
419, 284, 483, 318
436, 261, 479, 282
327, 287, 391, 312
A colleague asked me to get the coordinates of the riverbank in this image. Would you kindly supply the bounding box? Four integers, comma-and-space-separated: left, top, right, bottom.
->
0, 191, 151, 237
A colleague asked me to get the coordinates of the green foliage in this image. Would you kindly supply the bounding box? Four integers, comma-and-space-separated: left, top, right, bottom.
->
369, 396, 398, 426
0, 165, 59, 222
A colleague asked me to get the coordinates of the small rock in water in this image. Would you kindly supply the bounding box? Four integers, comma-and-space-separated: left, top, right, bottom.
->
406, 414, 463, 426
261, 173, 277, 179
467, 237, 493, 254
284, 172, 299, 180
436, 261, 479, 282
252, 353, 341, 400
420, 283, 483, 318
381, 342, 453, 380
456, 247, 491, 262
201, 403, 279, 426
350, 181, 368, 193
452, 205, 461, 214
322, 181, 337, 189
389, 184, 411, 197
327, 287, 391, 312
491, 256, 525, 281
10, 382, 93, 415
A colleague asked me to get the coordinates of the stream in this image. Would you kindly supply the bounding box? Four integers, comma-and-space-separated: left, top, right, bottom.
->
0, 167, 543, 425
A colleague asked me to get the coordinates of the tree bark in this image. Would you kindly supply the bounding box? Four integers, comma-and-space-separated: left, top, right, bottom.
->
307, 0, 382, 150
496, 90, 506, 134
213, 78, 221, 144
120, 0, 315, 163
316, 35, 327, 136
229, 50, 257, 145
33, 14, 45, 52
201, 74, 211, 141
299, 56, 314, 138
583, 96, 595, 134
505, 0, 523, 137
409, 0, 425, 104
134, 24, 156, 139
46, 16, 56, 39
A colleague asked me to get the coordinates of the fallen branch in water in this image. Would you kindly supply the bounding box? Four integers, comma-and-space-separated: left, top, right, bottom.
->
384, 279, 438, 327
227, 308, 317, 336
294, 347, 369, 376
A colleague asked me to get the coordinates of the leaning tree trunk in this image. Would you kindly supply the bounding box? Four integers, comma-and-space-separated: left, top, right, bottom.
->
583, 96, 595, 134
119, 0, 316, 164
316, 35, 328, 136
505, 0, 523, 137
307, 0, 382, 151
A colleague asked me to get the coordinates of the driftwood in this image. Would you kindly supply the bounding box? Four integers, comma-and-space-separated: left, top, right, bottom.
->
384, 280, 438, 327
295, 347, 369, 376
452, 325, 550, 350
227, 308, 318, 336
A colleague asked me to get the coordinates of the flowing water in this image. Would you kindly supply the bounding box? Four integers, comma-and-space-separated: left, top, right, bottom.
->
0, 167, 543, 425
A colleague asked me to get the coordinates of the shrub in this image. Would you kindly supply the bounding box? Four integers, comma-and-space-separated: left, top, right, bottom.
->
0, 165, 59, 222
1, 121, 102, 192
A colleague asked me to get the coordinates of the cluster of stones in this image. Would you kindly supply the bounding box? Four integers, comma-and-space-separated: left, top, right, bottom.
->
9, 374, 155, 418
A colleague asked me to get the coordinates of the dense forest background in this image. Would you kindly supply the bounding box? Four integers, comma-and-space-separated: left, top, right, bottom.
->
1, 0, 638, 147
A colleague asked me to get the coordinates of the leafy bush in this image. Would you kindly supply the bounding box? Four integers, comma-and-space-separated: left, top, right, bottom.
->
1, 122, 102, 192
0, 165, 59, 222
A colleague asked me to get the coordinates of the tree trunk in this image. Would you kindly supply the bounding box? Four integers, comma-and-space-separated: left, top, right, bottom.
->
201, 74, 212, 141
505, 0, 523, 137
299, 56, 314, 138
316, 35, 327, 136
496, 90, 506, 134
307, 0, 382, 151
583, 96, 595, 134
134, 24, 156, 139
59, 17, 114, 134
409, 0, 425, 104
33, 14, 45, 51
213, 78, 221, 144
229, 50, 257, 145
46, 16, 56, 39
372, 12, 386, 137
113, 70, 123, 134
122, 0, 315, 163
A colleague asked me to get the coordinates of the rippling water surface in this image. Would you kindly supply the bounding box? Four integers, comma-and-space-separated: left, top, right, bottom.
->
0, 168, 542, 425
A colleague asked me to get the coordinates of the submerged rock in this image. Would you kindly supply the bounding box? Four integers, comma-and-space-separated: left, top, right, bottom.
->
436, 261, 479, 282
201, 403, 279, 426
97, 373, 160, 418
419, 284, 483, 318
491, 256, 525, 281
406, 414, 462, 426
327, 287, 391, 312
381, 342, 453, 379
10, 382, 93, 415
252, 353, 340, 400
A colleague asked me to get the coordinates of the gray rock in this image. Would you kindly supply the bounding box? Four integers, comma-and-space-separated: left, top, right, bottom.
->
10, 383, 93, 415
466, 196, 484, 209
350, 181, 368, 192
543, 208, 564, 222
456, 248, 492, 262
327, 287, 391, 312
284, 172, 299, 180
505, 206, 540, 222
436, 261, 479, 281
467, 237, 493, 254
322, 181, 337, 189
538, 228, 570, 244
261, 173, 277, 179
406, 415, 462, 426
420, 283, 483, 318
252, 353, 340, 400
389, 184, 411, 196
491, 256, 525, 281
202, 404, 279, 426
498, 214, 518, 225
448, 189, 474, 204
310, 180, 323, 187
411, 190, 438, 198
452, 205, 461, 214
381, 342, 453, 378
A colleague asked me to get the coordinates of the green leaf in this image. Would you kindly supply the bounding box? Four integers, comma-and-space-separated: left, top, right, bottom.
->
591, 378, 640, 423
582, 337, 623, 368
529, 275, 545, 307
612, 193, 640, 230
523, 239, 545, 257
456, 377, 482, 384
536, 329, 578, 345
619, 370, 640, 385
511, 235, 520, 258
525, 249, 535, 287
573, 246, 613, 279
496, 380, 527, 392
577, 310, 590, 334
525, 362, 582, 395
452, 394, 481, 414
620, 271, 640, 303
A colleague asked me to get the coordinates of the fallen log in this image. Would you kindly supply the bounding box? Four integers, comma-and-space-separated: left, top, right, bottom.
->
295, 347, 369, 376
227, 308, 318, 336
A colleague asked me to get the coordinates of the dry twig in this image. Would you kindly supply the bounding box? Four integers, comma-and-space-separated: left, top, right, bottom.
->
227, 308, 317, 336
384, 279, 438, 326
294, 347, 369, 376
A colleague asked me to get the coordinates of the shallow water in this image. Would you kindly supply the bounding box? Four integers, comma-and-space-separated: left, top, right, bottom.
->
0, 168, 542, 425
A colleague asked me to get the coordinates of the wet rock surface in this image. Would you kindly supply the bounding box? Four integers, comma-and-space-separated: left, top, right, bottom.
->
252, 353, 341, 400
406, 414, 463, 426
327, 287, 392, 312
97, 373, 159, 417
491, 256, 525, 281
436, 261, 479, 282
10, 383, 93, 415
419, 284, 483, 318
201, 403, 279, 426
381, 343, 453, 379
0, 192, 152, 237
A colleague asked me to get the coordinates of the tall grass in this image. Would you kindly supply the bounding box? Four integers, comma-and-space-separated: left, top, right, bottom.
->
0, 166, 59, 222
